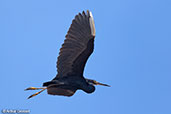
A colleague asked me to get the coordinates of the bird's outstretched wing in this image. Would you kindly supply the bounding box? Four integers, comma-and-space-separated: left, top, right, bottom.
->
54, 10, 96, 79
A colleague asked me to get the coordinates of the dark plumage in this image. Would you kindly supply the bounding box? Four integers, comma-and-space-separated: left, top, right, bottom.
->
25, 10, 110, 99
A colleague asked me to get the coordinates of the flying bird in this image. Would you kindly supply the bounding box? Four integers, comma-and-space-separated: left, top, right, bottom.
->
25, 10, 110, 99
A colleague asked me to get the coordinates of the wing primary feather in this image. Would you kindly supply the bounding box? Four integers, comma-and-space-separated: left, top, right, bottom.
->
87, 10, 96, 36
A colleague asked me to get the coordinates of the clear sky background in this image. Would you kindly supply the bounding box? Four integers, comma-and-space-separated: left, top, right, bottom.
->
0, 0, 171, 114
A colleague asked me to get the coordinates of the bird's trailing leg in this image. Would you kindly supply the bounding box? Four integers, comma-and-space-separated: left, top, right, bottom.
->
25, 87, 46, 90
25, 87, 47, 99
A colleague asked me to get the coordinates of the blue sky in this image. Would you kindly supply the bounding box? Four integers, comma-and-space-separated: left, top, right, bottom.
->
0, 0, 171, 114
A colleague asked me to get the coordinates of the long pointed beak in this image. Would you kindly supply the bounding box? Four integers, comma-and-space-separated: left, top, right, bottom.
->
96, 82, 111, 87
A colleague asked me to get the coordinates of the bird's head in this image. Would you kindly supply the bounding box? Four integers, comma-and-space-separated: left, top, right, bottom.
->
86, 79, 110, 87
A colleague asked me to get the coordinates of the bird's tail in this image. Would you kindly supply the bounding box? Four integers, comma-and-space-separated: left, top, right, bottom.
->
43, 81, 56, 87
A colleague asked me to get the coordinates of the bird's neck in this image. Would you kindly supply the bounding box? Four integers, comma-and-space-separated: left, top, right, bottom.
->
82, 84, 95, 93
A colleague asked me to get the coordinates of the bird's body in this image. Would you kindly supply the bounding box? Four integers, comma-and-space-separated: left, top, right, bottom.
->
43, 76, 95, 96
25, 10, 110, 99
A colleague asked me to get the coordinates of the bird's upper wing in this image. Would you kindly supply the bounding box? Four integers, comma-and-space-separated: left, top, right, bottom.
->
54, 10, 96, 79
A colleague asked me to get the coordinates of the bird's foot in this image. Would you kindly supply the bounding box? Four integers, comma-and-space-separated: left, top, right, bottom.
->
25, 87, 47, 99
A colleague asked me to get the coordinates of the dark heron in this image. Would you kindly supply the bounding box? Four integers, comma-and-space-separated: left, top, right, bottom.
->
25, 10, 110, 99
